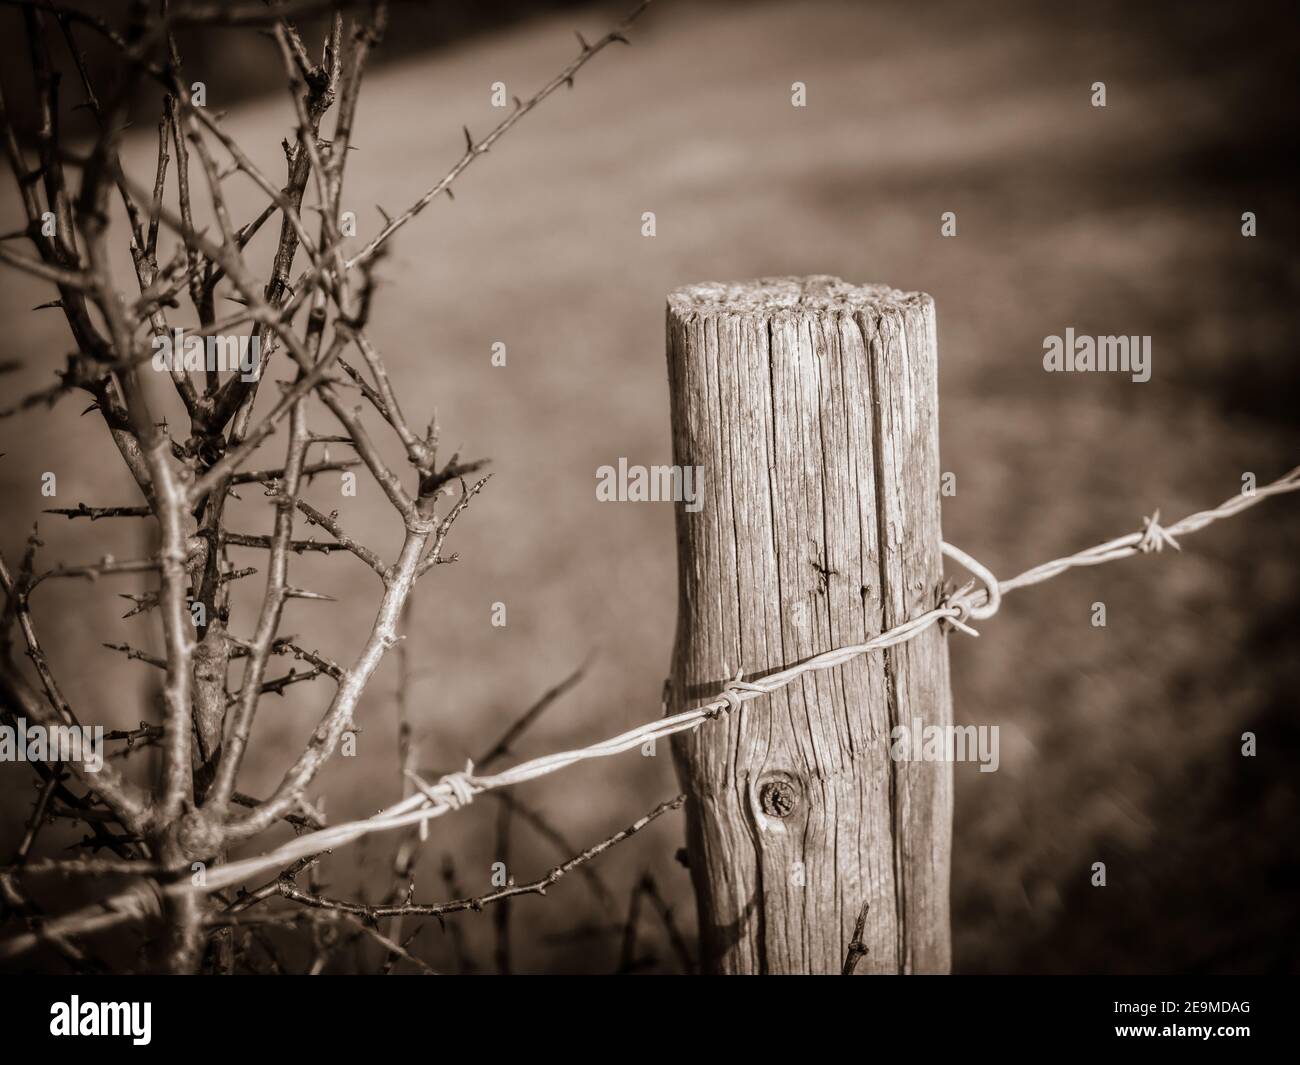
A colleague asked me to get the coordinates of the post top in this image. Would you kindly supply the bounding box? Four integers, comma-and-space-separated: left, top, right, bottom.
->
667, 275, 930, 317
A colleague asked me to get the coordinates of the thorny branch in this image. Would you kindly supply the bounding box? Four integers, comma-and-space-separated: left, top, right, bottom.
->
266, 795, 684, 921
0, 0, 660, 973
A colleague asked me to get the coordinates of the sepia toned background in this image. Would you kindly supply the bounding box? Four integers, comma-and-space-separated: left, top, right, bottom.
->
1, 0, 1297, 973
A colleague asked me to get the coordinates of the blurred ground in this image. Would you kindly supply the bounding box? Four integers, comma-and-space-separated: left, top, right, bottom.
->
1, 0, 1298, 973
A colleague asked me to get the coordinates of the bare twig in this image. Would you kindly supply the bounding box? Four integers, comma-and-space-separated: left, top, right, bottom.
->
346, 2, 653, 270
274, 795, 684, 921
842, 901, 871, 975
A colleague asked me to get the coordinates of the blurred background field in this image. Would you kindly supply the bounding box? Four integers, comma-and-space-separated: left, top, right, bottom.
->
1, 0, 1297, 973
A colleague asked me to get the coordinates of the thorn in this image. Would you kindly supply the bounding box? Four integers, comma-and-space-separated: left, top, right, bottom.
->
610, 32, 631, 46
564, 75, 575, 90
462, 125, 475, 153
575, 30, 590, 51
376, 204, 392, 224
117, 593, 151, 619
512, 95, 523, 110
284, 587, 337, 602
445, 187, 454, 201
33, 300, 63, 311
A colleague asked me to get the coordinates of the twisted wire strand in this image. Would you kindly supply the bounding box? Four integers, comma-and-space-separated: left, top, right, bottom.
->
193, 465, 1300, 896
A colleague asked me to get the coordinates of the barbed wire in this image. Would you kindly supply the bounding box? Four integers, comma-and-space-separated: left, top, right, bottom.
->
192, 464, 1300, 896
2, 464, 1295, 959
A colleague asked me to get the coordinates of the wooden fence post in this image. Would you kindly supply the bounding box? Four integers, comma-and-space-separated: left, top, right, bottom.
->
665, 276, 953, 974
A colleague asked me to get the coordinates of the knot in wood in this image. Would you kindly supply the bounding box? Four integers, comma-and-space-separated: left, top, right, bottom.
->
759, 779, 799, 819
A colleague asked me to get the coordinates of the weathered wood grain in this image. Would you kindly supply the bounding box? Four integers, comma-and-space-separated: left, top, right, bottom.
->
665, 276, 952, 974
